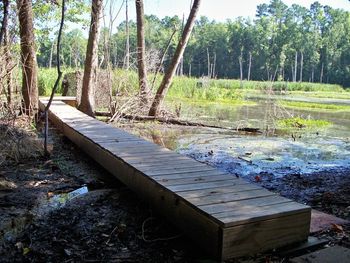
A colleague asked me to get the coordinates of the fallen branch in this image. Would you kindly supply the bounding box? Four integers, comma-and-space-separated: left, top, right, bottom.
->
95, 111, 261, 133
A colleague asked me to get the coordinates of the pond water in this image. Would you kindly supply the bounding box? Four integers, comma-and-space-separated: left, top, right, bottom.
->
116, 95, 350, 179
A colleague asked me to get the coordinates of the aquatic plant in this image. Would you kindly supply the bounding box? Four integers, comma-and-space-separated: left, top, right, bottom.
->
280, 101, 350, 112
277, 117, 332, 129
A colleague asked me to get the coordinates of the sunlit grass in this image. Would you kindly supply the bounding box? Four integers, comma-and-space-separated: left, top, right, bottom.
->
290, 91, 350, 100
280, 100, 350, 112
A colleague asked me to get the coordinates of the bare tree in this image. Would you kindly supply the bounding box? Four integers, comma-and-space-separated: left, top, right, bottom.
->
16, 0, 38, 115
148, 0, 201, 117
135, 0, 150, 104
78, 0, 103, 117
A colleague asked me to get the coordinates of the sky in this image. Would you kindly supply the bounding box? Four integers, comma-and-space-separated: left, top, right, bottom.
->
109, 0, 350, 24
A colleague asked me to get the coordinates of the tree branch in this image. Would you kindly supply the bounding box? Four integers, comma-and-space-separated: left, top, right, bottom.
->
44, 0, 65, 155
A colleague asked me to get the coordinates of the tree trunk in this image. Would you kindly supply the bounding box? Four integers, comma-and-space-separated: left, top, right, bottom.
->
135, 0, 150, 104
0, 0, 9, 45
4, 27, 12, 107
299, 52, 303, 82
151, 28, 177, 90
320, 63, 324, 83
239, 52, 243, 81
239, 50, 243, 87
213, 51, 216, 78
78, 0, 103, 117
266, 64, 270, 80
124, 0, 130, 70
293, 51, 298, 82
1, 0, 12, 107
207, 47, 210, 77
16, 0, 38, 115
148, 0, 201, 117
311, 66, 314, 83
48, 40, 55, 68
247, 52, 252, 81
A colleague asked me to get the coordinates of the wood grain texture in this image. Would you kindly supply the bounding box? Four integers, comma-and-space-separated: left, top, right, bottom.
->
221, 211, 311, 259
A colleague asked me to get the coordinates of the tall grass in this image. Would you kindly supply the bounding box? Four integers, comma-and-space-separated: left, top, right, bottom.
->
38, 67, 75, 96
38, 68, 346, 99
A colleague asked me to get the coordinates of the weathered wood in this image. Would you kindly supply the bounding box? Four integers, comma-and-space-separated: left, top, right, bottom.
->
193, 189, 276, 208
126, 155, 194, 165
217, 200, 309, 227
177, 183, 261, 200
158, 174, 236, 187
39, 99, 311, 261
168, 180, 243, 192
133, 160, 205, 169
221, 211, 311, 259
144, 166, 217, 176
151, 170, 225, 181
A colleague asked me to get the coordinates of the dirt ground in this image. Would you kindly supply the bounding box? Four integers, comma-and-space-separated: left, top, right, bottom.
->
0, 120, 349, 262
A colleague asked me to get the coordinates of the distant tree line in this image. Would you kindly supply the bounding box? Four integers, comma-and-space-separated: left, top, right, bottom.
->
2, 0, 350, 87
31, 0, 350, 87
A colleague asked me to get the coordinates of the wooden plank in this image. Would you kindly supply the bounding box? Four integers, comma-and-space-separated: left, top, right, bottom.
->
221, 211, 310, 259
93, 137, 145, 143
120, 152, 182, 161
98, 140, 155, 148
126, 155, 192, 165
168, 180, 244, 192
216, 200, 310, 227
191, 189, 276, 209
151, 170, 226, 181
113, 151, 178, 159
133, 160, 205, 169
102, 145, 162, 154
142, 165, 217, 176
157, 174, 236, 187
176, 183, 261, 200
189, 190, 282, 208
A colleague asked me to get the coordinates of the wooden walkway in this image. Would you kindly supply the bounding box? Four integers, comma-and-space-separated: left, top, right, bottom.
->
39, 98, 311, 260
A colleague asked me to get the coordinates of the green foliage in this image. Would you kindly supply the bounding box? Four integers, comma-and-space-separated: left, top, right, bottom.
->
111, 69, 139, 95
280, 101, 350, 112
167, 78, 245, 103
38, 68, 74, 96
33, 0, 350, 88
277, 117, 332, 129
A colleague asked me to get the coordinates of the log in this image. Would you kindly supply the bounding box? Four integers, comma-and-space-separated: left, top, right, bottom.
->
94, 111, 262, 133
